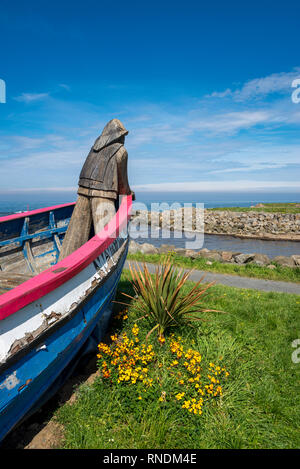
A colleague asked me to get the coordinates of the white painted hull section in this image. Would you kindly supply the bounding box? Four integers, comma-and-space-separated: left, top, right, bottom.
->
0, 237, 126, 363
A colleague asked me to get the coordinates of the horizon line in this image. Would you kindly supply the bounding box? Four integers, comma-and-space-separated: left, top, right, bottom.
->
0, 180, 300, 194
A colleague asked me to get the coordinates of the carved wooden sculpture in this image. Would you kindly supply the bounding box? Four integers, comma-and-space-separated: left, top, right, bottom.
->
58, 119, 134, 260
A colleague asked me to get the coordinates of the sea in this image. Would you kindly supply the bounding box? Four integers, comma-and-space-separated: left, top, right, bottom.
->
1, 190, 299, 257
1, 190, 300, 215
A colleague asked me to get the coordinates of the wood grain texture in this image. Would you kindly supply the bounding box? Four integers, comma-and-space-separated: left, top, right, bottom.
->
58, 195, 92, 261
91, 197, 116, 234
59, 120, 133, 260
0, 272, 34, 292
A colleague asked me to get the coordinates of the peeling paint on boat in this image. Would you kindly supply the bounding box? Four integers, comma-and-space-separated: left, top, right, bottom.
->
0, 236, 125, 362
0, 371, 20, 390
0, 196, 132, 442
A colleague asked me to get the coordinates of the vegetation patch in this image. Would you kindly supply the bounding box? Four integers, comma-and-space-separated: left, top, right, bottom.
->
97, 324, 229, 418
125, 260, 219, 339
207, 202, 300, 214
128, 252, 300, 283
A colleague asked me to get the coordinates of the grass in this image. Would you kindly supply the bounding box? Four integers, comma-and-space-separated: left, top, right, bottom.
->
127, 252, 300, 283
208, 202, 300, 214
55, 270, 300, 449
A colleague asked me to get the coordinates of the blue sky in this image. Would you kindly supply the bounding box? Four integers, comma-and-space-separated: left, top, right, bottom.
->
0, 0, 300, 194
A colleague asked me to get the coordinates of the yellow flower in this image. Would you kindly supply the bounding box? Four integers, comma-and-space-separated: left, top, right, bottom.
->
182, 400, 191, 409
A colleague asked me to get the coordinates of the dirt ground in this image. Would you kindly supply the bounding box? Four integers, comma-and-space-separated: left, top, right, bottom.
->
1, 354, 100, 449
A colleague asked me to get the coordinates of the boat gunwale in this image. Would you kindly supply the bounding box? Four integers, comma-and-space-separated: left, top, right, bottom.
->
0, 196, 132, 321
0, 239, 128, 374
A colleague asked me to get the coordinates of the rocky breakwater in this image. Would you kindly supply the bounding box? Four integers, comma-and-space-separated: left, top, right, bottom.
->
204, 210, 300, 240
128, 240, 300, 268
132, 208, 300, 241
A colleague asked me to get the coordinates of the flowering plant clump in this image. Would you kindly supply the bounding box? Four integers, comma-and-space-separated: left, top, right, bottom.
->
168, 336, 229, 415
113, 307, 129, 321
123, 260, 220, 341
97, 324, 155, 388
97, 320, 229, 417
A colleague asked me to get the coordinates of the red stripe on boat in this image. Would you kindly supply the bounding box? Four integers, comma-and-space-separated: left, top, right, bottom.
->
0, 203, 75, 223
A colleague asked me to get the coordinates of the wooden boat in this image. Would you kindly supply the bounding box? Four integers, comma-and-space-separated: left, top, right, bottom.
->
0, 195, 132, 442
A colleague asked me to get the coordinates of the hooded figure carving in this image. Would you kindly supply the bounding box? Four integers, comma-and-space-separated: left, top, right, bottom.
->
58, 119, 134, 261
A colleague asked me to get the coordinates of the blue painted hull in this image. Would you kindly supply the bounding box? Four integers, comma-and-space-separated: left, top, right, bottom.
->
0, 242, 128, 443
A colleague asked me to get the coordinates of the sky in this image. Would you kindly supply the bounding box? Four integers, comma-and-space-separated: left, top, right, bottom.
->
0, 0, 300, 195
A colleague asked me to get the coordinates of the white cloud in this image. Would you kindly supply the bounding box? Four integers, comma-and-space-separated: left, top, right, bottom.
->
212, 143, 300, 168
0, 187, 77, 194
14, 92, 50, 103
209, 163, 287, 174
2, 70, 300, 191
205, 88, 232, 99
206, 68, 300, 102
59, 83, 71, 91
129, 124, 191, 145
12, 136, 45, 149
187, 110, 271, 134
133, 180, 300, 192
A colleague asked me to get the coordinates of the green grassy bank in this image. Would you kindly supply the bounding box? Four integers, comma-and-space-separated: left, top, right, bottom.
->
55, 270, 300, 449
127, 252, 300, 283
208, 202, 300, 214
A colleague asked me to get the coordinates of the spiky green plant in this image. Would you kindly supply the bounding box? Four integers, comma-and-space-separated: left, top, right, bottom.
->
122, 259, 220, 339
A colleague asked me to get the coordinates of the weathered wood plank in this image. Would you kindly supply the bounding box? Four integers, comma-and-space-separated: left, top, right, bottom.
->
0, 272, 34, 294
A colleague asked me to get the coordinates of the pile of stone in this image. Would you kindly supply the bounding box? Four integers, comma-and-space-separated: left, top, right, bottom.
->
204, 210, 300, 239
132, 208, 300, 241
128, 240, 300, 268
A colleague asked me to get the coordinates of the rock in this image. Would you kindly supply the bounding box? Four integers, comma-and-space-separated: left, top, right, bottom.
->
158, 244, 176, 253
221, 251, 234, 262
198, 250, 222, 262
174, 248, 186, 255
272, 256, 296, 268
291, 255, 300, 266
206, 261, 213, 265
140, 243, 159, 255
128, 240, 141, 254
136, 206, 300, 240
233, 253, 255, 264
184, 249, 199, 259
248, 253, 270, 266
267, 264, 276, 269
